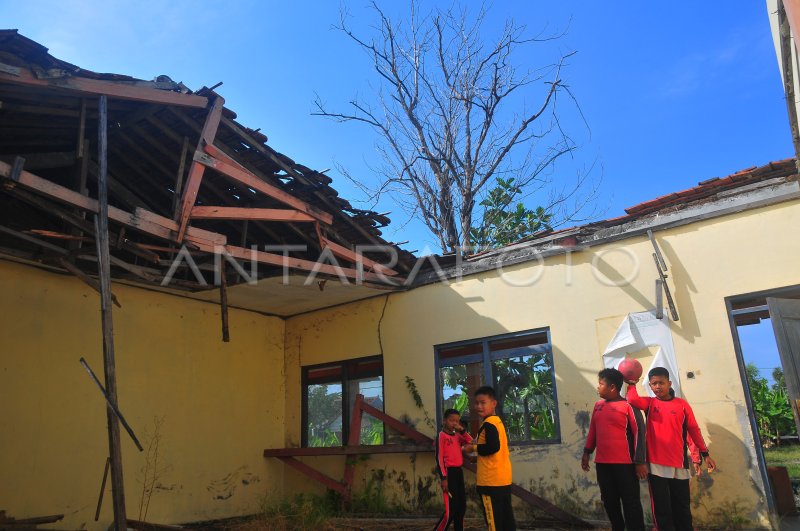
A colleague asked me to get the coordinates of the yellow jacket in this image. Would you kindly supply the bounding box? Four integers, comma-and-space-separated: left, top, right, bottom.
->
476, 415, 512, 489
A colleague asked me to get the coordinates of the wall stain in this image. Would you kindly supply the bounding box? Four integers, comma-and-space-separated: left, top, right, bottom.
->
574, 410, 590, 437
207, 466, 260, 501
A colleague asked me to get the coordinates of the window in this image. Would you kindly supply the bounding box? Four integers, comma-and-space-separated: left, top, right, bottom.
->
302, 356, 384, 447
436, 329, 560, 444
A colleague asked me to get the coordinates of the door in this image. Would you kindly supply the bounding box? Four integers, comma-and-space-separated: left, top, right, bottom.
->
768, 297, 800, 436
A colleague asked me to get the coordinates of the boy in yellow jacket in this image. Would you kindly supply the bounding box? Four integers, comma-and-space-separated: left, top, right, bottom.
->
463, 386, 515, 531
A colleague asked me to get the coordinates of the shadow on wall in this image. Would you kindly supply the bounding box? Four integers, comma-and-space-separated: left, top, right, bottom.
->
691, 421, 766, 529
657, 236, 701, 345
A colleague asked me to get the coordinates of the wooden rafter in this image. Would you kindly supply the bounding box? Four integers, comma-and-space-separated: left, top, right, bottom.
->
0, 160, 405, 284
320, 236, 398, 277
0, 159, 225, 247
174, 96, 225, 242
190, 206, 315, 222
0, 66, 208, 108
219, 115, 400, 262
198, 144, 334, 225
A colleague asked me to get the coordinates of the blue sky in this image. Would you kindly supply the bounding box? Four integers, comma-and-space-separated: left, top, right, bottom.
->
2, 0, 792, 253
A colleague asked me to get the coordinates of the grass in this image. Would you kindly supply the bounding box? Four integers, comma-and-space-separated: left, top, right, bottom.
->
763, 444, 800, 478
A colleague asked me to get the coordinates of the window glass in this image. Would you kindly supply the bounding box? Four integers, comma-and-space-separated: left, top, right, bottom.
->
306, 382, 343, 447
491, 353, 557, 442
303, 356, 384, 447
436, 330, 559, 444
440, 361, 484, 435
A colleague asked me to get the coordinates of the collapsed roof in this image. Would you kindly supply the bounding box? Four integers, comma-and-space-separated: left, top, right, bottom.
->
0, 30, 416, 316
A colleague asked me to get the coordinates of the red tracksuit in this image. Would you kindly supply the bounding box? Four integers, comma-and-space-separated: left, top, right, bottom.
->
584, 399, 647, 531
626, 385, 708, 531
434, 429, 472, 531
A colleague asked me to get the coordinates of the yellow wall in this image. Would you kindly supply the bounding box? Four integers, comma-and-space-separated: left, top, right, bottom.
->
0, 260, 285, 530
284, 199, 800, 527
3, 197, 798, 528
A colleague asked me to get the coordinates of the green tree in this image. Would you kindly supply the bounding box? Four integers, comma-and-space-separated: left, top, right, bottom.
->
307, 384, 343, 447
745, 363, 796, 445
469, 177, 553, 252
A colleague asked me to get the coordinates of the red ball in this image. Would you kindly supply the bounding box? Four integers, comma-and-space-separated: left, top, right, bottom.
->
618, 358, 643, 382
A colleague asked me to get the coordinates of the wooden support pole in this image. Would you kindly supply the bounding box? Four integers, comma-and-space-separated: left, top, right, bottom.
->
341, 394, 365, 503
95, 457, 111, 521
77, 98, 87, 158
58, 258, 122, 308
277, 457, 348, 494
96, 95, 128, 531
172, 136, 189, 218
70, 141, 90, 252
220, 260, 230, 342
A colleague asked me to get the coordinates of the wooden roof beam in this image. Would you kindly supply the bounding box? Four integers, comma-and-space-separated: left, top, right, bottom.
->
219, 115, 400, 264
0, 159, 226, 247
0, 66, 207, 108
199, 143, 334, 225
190, 206, 315, 222
174, 96, 224, 241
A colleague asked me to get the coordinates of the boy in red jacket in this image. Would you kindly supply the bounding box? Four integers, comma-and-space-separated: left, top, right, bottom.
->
434, 408, 473, 531
582, 368, 647, 531
626, 367, 717, 531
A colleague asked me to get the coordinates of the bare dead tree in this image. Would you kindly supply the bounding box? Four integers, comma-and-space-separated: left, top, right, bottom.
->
314, 2, 594, 253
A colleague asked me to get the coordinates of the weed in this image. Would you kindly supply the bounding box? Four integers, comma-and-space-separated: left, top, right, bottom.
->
260, 492, 337, 530
137, 416, 171, 521
404, 376, 436, 430
695, 499, 753, 530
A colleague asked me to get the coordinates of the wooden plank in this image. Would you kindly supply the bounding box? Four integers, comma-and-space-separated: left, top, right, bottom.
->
172, 136, 189, 218
0, 159, 176, 241
508, 482, 593, 528
220, 115, 394, 254
200, 144, 334, 225
58, 258, 122, 308
1, 514, 64, 525
190, 205, 315, 222
126, 520, 183, 531
321, 236, 398, 277
8, 187, 161, 264
277, 457, 348, 494
263, 445, 433, 457
359, 399, 433, 445
175, 96, 224, 241
342, 394, 365, 501
97, 94, 128, 531
0, 151, 76, 170
0, 66, 207, 108
77, 98, 86, 157
134, 207, 226, 246
95, 457, 111, 522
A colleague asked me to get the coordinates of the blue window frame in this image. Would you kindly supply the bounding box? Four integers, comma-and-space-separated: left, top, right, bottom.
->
434, 328, 560, 445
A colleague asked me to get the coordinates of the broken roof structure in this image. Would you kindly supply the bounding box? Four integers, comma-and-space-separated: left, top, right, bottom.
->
0, 29, 415, 317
